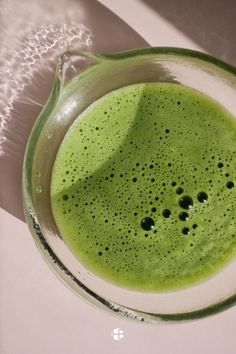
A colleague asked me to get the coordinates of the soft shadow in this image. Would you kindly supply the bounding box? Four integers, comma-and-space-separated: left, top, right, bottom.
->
0, 0, 148, 221
142, 0, 236, 66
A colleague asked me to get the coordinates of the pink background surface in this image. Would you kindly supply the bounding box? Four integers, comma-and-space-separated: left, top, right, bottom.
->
1, 1, 236, 353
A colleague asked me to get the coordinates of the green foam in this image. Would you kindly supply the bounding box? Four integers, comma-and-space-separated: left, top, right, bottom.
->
51, 83, 236, 291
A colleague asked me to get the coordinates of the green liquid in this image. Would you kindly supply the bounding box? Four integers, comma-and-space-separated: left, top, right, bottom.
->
51, 83, 236, 291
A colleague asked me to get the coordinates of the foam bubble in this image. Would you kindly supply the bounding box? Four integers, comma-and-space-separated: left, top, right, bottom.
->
179, 196, 194, 210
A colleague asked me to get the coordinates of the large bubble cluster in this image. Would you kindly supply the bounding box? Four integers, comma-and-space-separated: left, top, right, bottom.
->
51, 83, 236, 291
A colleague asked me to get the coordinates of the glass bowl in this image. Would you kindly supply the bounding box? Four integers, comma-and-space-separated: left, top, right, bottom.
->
23, 47, 236, 323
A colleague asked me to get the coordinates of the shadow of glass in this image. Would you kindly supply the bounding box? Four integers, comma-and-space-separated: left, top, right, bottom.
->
50, 84, 164, 281
0, 0, 148, 221
142, 0, 236, 66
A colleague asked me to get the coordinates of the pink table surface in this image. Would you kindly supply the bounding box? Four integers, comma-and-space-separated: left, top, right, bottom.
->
1, 1, 236, 353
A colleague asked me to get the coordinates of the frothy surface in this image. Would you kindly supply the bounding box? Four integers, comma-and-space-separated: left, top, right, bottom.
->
51, 83, 236, 291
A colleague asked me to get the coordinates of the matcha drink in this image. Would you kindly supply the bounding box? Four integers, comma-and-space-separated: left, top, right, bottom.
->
51, 83, 236, 291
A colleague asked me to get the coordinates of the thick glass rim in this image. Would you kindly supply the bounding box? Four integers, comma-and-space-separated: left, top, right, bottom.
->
68, 46, 236, 74
23, 47, 236, 323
